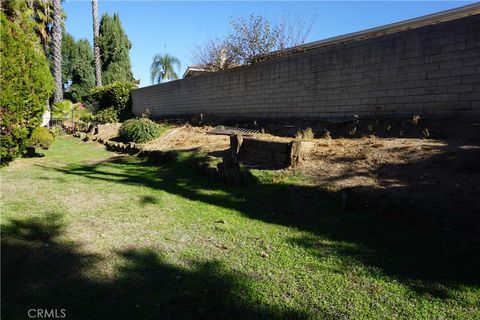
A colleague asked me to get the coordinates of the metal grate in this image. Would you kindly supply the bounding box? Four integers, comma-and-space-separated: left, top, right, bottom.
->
208, 125, 260, 136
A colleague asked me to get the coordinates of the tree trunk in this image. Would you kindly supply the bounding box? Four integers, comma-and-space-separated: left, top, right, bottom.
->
52, 0, 63, 102
92, 0, 102, 86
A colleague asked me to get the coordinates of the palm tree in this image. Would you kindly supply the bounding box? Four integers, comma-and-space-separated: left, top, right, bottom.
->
51, 100, 78, 120
92, 0, 102, 86
27, 1, 65, 54
150, 53, 181, 84
27, 0, 52, 54
51, 0, 63, 102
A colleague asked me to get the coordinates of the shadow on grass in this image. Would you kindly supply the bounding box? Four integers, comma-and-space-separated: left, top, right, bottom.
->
1, 214, 307, 319
36, 149, 480, 301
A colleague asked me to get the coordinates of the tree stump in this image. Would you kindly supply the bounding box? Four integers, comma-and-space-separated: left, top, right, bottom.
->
218, 134, 249, 185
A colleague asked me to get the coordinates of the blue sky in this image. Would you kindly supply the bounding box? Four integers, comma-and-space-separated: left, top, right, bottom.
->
63, 1, 476, 87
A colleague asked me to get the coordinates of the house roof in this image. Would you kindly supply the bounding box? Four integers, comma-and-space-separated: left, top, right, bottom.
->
182, 64, 211, 78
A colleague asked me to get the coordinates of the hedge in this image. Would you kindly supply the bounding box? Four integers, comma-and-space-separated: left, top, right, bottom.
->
89, 81, 137, 121
0, 10, 54, 165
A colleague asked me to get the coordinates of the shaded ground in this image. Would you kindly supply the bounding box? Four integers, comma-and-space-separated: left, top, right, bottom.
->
2, 216, 302, 320
294, 136, 480, 235
95, 119, 480, 227
1, 136, 479, 319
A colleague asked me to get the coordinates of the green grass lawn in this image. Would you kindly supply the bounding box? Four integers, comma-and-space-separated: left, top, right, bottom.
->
1, 136, 479, 319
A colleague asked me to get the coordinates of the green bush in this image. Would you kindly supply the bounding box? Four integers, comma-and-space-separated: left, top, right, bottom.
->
89, 81, 137, 121
50, 125, 63, 137
79, 107, 94, 123
29, 127, 55, 150
95, 107, 119, 124
0, 10, 54, 165
119, 118, 165, 143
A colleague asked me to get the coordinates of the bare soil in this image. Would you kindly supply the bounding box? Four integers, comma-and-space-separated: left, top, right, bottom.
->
294, 137, 480, 221
142, 125, 230, 153
96, 123, 122, 141
141, 124, 292, 153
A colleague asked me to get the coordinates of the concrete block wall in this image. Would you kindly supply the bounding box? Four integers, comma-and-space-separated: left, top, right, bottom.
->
132, 14, 480, 120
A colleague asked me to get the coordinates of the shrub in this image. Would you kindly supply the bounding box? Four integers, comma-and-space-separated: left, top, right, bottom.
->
79, 107, 94, 123
50, 125, 63, 137
0, 10, 54, 165
29, 127, 55, 150
119, 118, 165, 143
95, 107, 119, 124
295, 127, 314, 140
89, 81, 137, 121
79, 113, 94, 123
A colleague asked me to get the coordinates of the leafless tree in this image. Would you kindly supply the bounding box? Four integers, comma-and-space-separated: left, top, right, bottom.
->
192, 13, 316, 69
275, 13, 316, 51
192, 38, 238, 71
226, 14, 280, 64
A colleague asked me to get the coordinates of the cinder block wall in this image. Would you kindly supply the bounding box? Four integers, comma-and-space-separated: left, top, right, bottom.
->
132, 14, 480, 120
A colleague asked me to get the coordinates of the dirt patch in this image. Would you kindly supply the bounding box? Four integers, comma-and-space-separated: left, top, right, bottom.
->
141, 125, 230, 153
96, 124, 121, 141
295, 137, 448, 189
139, 124, 293, 154
94, 123, 294, 155
292, 135, 480, 237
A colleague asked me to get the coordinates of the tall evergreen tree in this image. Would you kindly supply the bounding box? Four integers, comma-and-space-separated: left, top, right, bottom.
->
98, 13, 134, 85
61, 33, 95, 102
0, 5, 54, 164
61, 32, 75, 90
69, 39, 95, 101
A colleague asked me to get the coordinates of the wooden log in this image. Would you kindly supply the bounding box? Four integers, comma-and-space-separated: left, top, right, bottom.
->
290, 141, 301, 166
273, 153, 289, 163
241, 138, 289, 153
230, 134, 243, 161
238, 137, 295, 165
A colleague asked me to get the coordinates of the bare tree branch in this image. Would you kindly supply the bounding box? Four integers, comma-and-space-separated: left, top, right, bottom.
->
192, 13, 316, 69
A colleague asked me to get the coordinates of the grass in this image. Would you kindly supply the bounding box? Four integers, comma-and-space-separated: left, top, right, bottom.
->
1, 136, 479, 319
